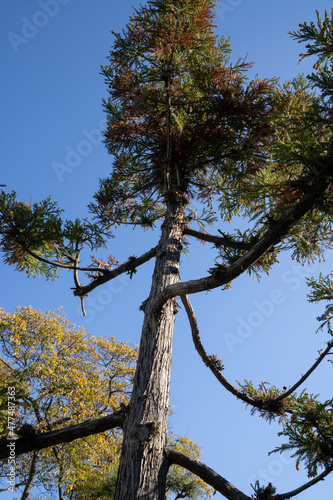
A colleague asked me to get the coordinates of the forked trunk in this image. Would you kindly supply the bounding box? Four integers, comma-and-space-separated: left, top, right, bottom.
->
114, 196, 186, 499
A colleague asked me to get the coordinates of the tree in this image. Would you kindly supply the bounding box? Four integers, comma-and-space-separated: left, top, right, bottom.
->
0, 1, 333, 499
0, 306, 136, 498
0, 307, 213, 500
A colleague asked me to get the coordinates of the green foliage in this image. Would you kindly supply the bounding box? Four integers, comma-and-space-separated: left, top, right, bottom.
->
1, 5, 333, 283
290, 9, 333, 98
237, 380, 290, 422
271, 395, 333, 477
240, 376, 333, 480
0, 191, 112, 279
307, 272, 333, 332
92, 0, 277, 230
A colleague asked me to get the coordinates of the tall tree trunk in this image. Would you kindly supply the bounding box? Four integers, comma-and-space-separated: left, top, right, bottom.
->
114, 195, 186, 499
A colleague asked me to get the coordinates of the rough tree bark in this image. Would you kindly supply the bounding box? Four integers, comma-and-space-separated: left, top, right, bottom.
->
114, 195, 186, 499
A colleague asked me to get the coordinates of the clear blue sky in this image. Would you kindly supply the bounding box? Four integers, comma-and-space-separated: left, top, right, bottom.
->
1, 1, 333, 499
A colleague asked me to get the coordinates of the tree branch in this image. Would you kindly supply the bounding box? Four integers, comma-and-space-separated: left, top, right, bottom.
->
166, 448, 252, 500
156, 169, 332, 309
22, 244, 104, 274
274, 339, 333, 401
183, 227, 257, 250
181, 295, 333, 415
0, 482, 25, 493
274, 463, 333, 500
0, 411, 125, 460
73, 246, 158, 297
180, 294, 259, 407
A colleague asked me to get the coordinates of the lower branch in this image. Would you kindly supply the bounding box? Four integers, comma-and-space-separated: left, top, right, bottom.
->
0, 411, 125, 460
180, 294, 258, 407
181, 294, 288, 415
166, 448, 251, 500
274, 463, 333, 500
181, 294, 333, 416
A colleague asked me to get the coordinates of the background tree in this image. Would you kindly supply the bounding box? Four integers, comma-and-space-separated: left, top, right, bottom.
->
1, 2, 333, 499
0, 307, 136, 498
0, 307, 213, 500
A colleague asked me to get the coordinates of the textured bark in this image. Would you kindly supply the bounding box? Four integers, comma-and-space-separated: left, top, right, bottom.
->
114, 197, 186, 500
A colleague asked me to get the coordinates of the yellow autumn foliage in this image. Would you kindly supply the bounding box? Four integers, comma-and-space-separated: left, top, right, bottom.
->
0, 306, 137, 496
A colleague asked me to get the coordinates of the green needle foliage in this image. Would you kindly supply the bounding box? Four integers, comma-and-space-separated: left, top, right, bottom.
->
271, 395, 333, 478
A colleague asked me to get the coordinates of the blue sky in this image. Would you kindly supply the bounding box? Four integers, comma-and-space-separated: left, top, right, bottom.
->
1, 1, 333, 499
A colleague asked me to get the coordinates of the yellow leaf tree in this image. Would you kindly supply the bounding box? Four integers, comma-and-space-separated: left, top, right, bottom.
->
0, 307, 214, 499
0, 306, 136, 498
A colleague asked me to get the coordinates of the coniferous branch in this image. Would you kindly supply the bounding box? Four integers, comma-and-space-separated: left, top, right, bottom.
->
19, 242, 107, 274
156, 165, 333, 309
166, 448, 252, 500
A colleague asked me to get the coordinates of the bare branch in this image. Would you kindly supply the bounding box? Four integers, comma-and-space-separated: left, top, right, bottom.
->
22, 244, 105, 274
156, 171, 332, 309
275, 464, 333, 500
166, 447, 252, 500
183, 227, 257, 250
73, 246, 158, 297
0, 411, 125, 460
180, 294, 258, 407
181, 295, 333, 416
0, 482, 26, 493
275, 339, 333, 401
